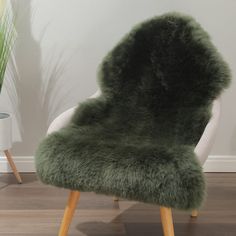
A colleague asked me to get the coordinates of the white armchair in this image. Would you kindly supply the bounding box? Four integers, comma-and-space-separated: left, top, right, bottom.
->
46, 90, 221, 221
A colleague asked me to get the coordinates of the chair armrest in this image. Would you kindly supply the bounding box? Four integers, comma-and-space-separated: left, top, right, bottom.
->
194, 97, 221, 165
47, 90, 101, 135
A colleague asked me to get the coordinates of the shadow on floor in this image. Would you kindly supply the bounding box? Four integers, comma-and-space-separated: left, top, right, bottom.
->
76, 202, 236, 236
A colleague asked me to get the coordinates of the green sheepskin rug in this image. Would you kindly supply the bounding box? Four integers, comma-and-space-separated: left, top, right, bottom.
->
35, 12, 231, 210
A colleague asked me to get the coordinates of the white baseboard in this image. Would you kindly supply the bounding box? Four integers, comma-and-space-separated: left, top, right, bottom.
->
203, 155, 236, 172
0, 156, 35, 172
0, 155, 236, 173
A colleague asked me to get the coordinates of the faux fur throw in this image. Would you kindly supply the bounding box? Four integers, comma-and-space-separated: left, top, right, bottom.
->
36, 12, 230, 210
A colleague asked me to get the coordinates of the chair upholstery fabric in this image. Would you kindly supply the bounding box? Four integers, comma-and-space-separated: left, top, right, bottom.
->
35, 12, 230, 210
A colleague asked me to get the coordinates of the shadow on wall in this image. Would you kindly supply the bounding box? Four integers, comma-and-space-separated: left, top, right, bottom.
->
7, 0, 146, 156
8, 0, 71, 155
10, 0, 45, 155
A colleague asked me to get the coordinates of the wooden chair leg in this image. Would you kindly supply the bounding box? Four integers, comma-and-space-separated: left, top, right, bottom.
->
160, 207, 175, 236
59, 190, 80, 236
113, 196, 119, 201
4, 150, 22, 184
191, 209, 198, 218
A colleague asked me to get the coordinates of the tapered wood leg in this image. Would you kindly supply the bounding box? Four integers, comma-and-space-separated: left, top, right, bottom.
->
4, 150, 22, 184
160, 207, 175, 236
59, 190, 80, 236
113, 196, 119, 201
191, 209, 198, 218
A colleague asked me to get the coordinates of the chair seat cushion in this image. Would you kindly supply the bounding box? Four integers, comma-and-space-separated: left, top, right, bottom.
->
36, 126, 205, 210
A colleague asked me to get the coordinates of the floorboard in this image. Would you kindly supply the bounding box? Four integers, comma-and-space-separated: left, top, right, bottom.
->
0, 173, 235, 235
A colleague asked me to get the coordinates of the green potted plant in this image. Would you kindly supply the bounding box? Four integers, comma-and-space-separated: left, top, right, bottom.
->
0, 0, 16, 91
0, 0, 22, 183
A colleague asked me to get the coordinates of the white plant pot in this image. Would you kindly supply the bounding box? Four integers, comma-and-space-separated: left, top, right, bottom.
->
0, 113, 12, 151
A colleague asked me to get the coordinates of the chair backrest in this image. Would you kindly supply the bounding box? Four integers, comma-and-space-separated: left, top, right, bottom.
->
94, 13, 230, 146
99, 14, 230, 107
48, 13, 230, 155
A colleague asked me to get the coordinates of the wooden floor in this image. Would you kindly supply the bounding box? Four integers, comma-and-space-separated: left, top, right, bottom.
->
0, 173, 236, 236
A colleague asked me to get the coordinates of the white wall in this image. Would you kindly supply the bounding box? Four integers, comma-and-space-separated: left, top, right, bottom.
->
0, 0, 235, 156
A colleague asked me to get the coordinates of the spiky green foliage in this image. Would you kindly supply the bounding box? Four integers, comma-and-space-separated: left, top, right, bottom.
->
0, 3, 16, 92
35, 12, 231, 210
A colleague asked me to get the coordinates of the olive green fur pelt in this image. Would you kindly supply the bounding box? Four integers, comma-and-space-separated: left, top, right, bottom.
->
35, 12, 231, 210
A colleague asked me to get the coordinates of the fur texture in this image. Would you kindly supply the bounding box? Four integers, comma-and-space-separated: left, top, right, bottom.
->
35, 12, 231, 210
